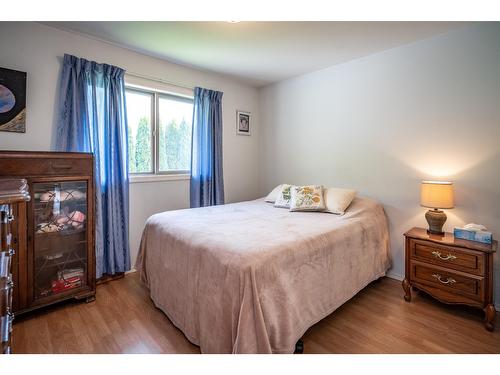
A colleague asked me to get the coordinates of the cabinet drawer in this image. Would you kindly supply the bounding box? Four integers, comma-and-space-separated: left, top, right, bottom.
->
410, 261, 484, 302
0, 157, 93, 177
409, 239, 484, 276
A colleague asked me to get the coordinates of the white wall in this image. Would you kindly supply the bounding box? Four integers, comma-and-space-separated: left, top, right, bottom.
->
2, 22, 499, 306
0, 22, 261, 265
259, 24, 500, 305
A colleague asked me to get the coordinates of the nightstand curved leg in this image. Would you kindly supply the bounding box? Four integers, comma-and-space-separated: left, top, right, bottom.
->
484, 304, 495, 331
402, 278, 411, 302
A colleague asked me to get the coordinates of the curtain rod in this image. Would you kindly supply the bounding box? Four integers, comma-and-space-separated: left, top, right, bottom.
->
125, 71, 195, 91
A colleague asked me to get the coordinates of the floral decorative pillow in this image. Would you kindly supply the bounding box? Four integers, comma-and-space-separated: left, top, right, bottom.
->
290, 185, 326, 212
274, 184, 294, 208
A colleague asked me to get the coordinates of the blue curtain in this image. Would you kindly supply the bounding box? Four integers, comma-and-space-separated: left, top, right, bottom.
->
56, 54, 130, 278
190, 87, 225, 207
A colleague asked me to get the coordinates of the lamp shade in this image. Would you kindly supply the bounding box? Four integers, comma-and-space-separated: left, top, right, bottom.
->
420, 181, 454, 209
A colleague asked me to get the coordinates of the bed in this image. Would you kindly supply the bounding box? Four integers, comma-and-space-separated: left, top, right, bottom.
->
135, 196, 390, 353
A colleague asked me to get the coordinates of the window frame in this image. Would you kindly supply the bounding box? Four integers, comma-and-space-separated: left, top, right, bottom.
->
125, 85, 194, 177
125, 86, 155, 175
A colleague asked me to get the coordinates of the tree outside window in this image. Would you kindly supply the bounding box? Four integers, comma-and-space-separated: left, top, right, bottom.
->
125, 87, 193, 174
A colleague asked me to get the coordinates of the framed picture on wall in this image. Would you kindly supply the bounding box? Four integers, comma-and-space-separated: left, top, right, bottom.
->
236, 110, 251, 136
0, 67, 27, 133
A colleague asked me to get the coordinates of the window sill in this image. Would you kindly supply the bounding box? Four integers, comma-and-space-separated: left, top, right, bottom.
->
129, 174, 190, 184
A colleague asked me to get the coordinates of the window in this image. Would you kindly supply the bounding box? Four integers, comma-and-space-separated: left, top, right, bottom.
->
125, 86, 193, 175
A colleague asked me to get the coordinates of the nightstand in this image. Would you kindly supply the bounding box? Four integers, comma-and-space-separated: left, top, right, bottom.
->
402, 227, 497, 331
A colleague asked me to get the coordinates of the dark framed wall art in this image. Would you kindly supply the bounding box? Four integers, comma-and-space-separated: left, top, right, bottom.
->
236, 110, 251, 136
0, 67, 27, 133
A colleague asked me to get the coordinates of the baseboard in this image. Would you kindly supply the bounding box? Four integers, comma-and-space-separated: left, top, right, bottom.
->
97, 269, 137, 285
96, 272, 125, 285
385, 271, 404, 281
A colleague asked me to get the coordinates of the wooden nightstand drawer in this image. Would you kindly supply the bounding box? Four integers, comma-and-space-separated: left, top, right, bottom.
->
409, 239, 484, 276
410, 261, 484, 302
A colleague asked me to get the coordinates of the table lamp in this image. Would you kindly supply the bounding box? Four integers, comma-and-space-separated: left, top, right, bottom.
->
420, 181, 454, 235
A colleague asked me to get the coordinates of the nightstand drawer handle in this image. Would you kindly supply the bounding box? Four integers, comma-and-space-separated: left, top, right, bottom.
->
431, 251, 457, 261
432, 273, 456, 285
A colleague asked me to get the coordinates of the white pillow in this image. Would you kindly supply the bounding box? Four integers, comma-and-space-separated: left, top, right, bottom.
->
323, 187, 357, 215
274, 184, 294, 208
264, 184, 285, 203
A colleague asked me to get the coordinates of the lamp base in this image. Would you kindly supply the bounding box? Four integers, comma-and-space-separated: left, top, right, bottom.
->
425, 209, 447, 235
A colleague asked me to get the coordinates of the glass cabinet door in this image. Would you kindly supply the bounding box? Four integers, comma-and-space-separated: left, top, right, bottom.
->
32, 181, 88, 300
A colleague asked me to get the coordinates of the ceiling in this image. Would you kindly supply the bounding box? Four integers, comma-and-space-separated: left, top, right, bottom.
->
46, 22, 468, 87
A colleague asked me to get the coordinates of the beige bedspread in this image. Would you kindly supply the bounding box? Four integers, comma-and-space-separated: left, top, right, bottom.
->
136, 197, 390, 353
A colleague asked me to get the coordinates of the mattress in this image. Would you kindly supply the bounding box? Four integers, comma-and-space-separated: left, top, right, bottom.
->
136, 196, 391, 353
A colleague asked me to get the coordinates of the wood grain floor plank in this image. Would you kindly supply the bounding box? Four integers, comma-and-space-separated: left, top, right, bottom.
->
11, 273, 500, 354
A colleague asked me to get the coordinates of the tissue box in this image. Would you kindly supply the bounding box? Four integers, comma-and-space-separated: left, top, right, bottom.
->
454, 228, 493, 244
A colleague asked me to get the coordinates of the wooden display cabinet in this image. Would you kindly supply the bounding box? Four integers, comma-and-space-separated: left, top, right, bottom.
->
0, 151, 95, 314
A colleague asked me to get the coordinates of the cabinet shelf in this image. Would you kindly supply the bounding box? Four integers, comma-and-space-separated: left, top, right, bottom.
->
34, 197, 87, 204
35, 249, 87, 266
35, 228, 86, 238
34, 229, 87, 259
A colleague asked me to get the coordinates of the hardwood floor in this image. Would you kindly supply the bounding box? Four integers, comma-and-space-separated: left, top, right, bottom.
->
12, 273, 500, 354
